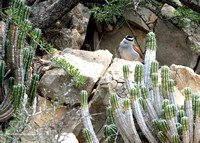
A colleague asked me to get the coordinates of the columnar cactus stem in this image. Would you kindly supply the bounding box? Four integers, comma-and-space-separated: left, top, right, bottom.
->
8, 77, 15, 90
12, 84, 25, 110
0, 60, 5, 89
149, 61, 159, 101
159, 119, 172, 142
103, 124, 117, 140
161, 66, 169, 99
182, 116, 190, 143
164, 104, 178, 136
184, 87, 193, 143
123, 65, 133, 93
152, 73, 162, 117
168, 79, 177, 110
141, 86, 158, 120
144, 32, 156, 94
194, 99, 200, 143
134, 63, 144, 88
110, 94, 133, 143
152, 119, 160, 134
23, 46, 33, 82
176, 123, 183, 137
123, 98, 142, 143
171, 104, 178, 123
28, 74, 39, 104
172, 134, 179, 143
80, 91, 99, 143
192, 93, 200, 122
107, 107, 115, 124
130, 88, 158, 143
158, 131, 170, 143
83, 128, 93, 143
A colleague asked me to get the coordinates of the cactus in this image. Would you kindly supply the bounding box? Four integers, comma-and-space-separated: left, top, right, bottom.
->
124, 98, 142, 143
110, 94, 133, 143
165, 104, 178, 136
134, 63, 144, 87
144, 32, 157, 95
123, 65, 133, 92
83, 128, 93, 143
23, 46, 33, 82
130, 88, 158, 143
81, 90, 99, 143
151, 73, 162, 117
194, 99, 200, 143
28, 74, 39, 104
161, 66, 169, 99
159, 119, 172, 142
107, 107, 115, 124
168, 79, 178, 110
158, 131, 169, 143
141, 86, 158, 120
184, 87, 193, 143
182, 116, 190, 143
172, 134, 180, 143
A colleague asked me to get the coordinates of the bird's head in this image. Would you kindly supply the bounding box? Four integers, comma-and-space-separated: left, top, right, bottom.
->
123, 35, 134, 45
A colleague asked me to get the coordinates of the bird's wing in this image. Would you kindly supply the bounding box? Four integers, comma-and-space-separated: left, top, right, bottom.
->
133, 46, 144, 59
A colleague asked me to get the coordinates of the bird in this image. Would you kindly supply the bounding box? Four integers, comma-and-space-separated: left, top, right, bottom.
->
119, 35, 144, 62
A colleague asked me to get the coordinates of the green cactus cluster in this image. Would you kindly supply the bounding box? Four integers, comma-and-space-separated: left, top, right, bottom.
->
81, 31, 200, 143
0, 0, 41, 135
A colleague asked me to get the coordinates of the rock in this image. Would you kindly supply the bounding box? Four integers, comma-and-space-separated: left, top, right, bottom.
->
155, 18, 198, 68
38, 48, 113, 104
170, 64, 200, 106
21, 96, 81, 142
137, 7, 158, 29
33, 3, 91, 51
170, 64, 200, 93
55, 133, 79, 143
53, 3, 90, 50
31, 96, 67, 127
124, 10, 149, 32
75, 58, 141, 142
99, 25, 146, 58
161, 4, 176, 18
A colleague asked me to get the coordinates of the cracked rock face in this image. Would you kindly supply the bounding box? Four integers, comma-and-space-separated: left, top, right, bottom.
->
38, 48, 113, 104
170, 64, 200, 107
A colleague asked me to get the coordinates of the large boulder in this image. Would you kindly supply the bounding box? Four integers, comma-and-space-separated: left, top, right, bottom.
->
170, 64, 200, 93
31, 2, 91, 51
155, 18, 198, 68
38, 48, 113, 104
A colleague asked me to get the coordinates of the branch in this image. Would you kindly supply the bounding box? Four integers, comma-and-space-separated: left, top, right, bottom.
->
179, 0, 200, 14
